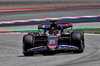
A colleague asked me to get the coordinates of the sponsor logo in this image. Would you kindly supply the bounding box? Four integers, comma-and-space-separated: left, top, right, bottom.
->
28, 46, 45, 51
59, 45, 78, 49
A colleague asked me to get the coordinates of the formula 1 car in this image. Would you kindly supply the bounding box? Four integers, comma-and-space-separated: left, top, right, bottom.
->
23, 21, 85, 56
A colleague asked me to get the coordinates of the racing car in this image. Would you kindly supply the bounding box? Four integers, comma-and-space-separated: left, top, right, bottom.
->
23, 21, 85, 56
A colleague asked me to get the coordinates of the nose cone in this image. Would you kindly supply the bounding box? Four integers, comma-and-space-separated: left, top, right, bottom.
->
47, 44, 58, 49
47, 45, 57, 51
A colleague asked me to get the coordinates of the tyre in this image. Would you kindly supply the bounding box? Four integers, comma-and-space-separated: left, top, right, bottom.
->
23, 34, 34, 56
71, 30, 85, 53
73, 30, 85, 48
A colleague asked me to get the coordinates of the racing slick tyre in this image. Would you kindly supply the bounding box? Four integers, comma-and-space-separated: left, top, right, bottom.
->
71, 30, 85, 53
23, 34, 34, 56
74, 30, 85, 48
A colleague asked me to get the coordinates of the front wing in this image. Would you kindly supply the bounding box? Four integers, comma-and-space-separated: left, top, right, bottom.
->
28, 45, 78, 52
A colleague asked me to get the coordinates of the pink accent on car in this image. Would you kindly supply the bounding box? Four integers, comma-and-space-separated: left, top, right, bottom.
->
56, 34, 60, 37
47, 44, 58, 48
47, 34, 50, 37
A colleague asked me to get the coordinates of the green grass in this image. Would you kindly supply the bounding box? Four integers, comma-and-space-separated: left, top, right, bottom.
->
64, 29, 100, 34
83, 29, 100, 34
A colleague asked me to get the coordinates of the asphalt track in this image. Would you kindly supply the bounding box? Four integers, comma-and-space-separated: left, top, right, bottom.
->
0, 8, 100, 21
0, 34, 100, 66
0, 8, 100, 66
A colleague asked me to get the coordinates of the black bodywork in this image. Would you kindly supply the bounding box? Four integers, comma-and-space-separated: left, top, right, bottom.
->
23, 21, 85, 56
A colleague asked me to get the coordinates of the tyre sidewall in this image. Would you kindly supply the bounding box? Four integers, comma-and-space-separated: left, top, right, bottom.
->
71, 30, 84, 49
23, 34, 34, 52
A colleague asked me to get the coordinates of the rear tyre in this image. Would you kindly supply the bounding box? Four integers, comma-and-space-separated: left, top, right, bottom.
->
71, 30, 84, 53
23, 34, 34, 56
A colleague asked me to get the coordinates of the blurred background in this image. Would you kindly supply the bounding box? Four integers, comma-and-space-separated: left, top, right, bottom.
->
0, 0, 100, 9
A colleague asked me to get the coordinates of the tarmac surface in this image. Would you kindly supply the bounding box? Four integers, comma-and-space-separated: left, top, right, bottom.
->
0, 8, 100, 22
0, 0, 100, 9
0, 8, 100, 31
0, 8, 100, 66
0, 34, 100, 66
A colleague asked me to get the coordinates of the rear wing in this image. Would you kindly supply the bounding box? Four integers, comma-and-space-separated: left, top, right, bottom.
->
38, 23, 73, 30
57, 23, 73, 29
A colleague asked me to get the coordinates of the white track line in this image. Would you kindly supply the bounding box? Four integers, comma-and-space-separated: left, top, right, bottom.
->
0, 15, 100, 25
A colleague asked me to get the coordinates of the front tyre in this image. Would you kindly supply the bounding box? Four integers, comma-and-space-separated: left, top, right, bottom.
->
23, 34, 34, 56
71, 30, 85, 53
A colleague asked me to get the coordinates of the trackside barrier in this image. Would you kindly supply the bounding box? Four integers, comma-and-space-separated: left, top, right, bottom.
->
0, 15, 100, 26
